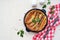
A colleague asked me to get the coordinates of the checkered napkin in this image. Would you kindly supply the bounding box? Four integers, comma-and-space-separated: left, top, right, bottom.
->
32, 4, 60, 40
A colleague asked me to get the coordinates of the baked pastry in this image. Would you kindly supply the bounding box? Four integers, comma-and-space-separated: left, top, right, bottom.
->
24, 9, 47, 32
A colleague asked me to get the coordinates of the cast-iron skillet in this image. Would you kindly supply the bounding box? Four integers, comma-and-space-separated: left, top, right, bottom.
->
24, 9, 48, 33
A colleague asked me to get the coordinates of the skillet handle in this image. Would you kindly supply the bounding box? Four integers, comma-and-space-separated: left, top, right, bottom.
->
42, 9, 46, 14
26, 27, 30, 32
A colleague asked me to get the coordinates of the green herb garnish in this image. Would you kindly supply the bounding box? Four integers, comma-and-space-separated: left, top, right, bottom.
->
32, 18, 41, 24
47, 0, 51, 5
17, 30, 24, 37
50, 11, 54, 14
48, 0, 50, 1
47, 2, 51, 5
50, 6, 55, 14
42, 4, 47, 8
17, 32, 20, 35
32, 19, 36, 24
42, 0, 51, 8
51, 6, 55, 10
36, 18, 41, 23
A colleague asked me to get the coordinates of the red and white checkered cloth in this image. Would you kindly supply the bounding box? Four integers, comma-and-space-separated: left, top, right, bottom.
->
32, 4, 60, 40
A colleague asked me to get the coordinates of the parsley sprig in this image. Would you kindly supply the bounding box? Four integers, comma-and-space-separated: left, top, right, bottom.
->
50, 6, 55, 14
50, 6, 55, 10
42, 0, 51, 8
17, 29, 24, 37
32, 18, 41, 24
47, 0, 51, 5
42, 4, 47, 8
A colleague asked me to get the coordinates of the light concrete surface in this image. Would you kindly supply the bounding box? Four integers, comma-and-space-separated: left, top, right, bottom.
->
0, 0, 60, 40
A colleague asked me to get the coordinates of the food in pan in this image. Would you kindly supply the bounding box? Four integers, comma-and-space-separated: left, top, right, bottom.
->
24, 9, 47, 32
